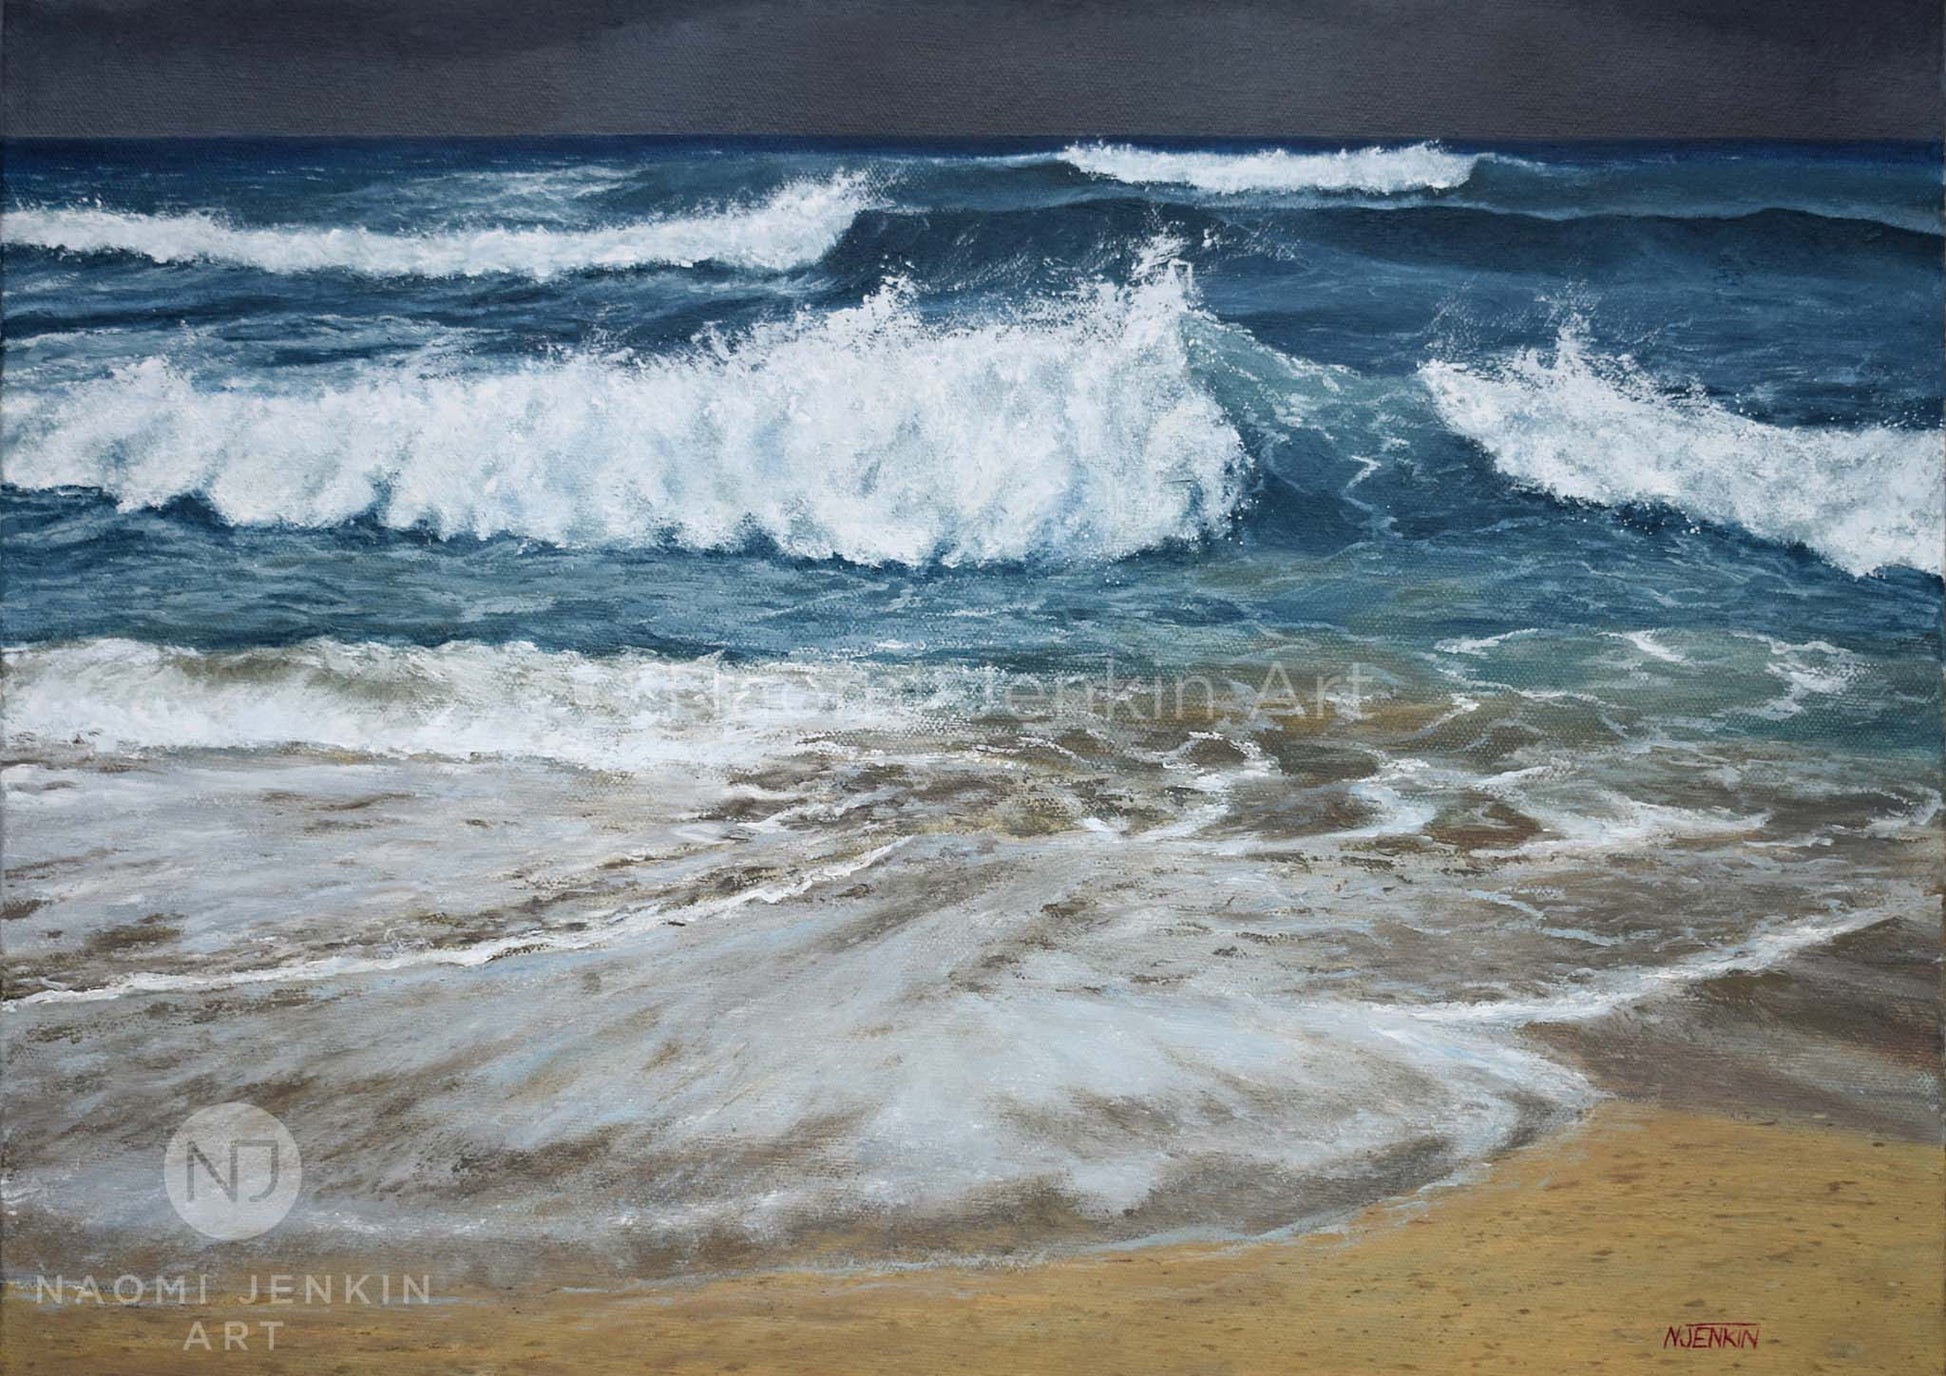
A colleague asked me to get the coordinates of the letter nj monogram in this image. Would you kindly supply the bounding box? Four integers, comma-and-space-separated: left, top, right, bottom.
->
185, 1139, 282, 1203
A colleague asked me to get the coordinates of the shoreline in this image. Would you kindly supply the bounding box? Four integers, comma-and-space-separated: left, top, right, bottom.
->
5, 763, 1936, 1369
7, 912, 1939, 1372
6, 1101, 1938, 1374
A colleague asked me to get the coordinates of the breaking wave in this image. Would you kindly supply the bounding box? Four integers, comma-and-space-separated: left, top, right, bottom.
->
1, 174, 871, 278
1421, 333, 1944, 577
1058, 142, 1481, 194
3, 267, 1248, 566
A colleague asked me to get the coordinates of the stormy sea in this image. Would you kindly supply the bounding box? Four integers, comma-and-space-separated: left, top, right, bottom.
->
3, 139, 1940, 1277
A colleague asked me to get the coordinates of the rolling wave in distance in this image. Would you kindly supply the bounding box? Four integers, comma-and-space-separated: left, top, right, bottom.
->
1059, 141, 1482, 194
2, 173, 872, 278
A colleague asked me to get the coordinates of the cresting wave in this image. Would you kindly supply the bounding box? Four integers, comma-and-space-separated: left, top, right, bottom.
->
1421, 333, 1945, 577
1, 174, 871, 278
3, 268, 1247, 565
1058, 141, 1481, 194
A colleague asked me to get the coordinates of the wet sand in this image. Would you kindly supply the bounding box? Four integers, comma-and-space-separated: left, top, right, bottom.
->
5, 1100, 1938, 1374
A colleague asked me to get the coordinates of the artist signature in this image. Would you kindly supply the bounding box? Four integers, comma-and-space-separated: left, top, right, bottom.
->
1664, 1322, 1760, 1350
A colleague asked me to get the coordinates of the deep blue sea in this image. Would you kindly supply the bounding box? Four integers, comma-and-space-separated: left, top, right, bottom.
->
2, 140, 1941, 1264
5, 140, 1940, 668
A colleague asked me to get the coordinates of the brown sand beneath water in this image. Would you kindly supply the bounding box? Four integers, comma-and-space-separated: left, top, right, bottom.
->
6, 1102, 1938, 1374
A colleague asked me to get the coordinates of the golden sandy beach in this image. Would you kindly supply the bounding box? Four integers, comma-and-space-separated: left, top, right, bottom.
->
6, 1101, 1938, 1374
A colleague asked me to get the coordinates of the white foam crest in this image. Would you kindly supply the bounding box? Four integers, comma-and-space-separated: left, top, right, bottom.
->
1060, 142, 1480, 194
1729, 633, 1865, 720
1, 174, 870, 278
4, 268, 1247, 566
1421, 332, 1944, 576
2, 638, 915, 771
1434, 627, 1543, 657
1514, 795, 1770, 855
1410, 902, 1909, 1026
1605, 629, 1687, 664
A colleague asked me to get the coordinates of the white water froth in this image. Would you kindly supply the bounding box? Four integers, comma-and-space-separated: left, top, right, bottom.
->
3, 269, 1247, 565
1060, 142, 1481, 194
5, 838, 916, 1008
2, 174, 870, 278
1410, 902, 1910, 1026
3, 638, 919, 772
1421, 333, 1944, 576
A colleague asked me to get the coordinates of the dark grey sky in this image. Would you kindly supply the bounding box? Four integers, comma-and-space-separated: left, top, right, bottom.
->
4, 0, 1939, 139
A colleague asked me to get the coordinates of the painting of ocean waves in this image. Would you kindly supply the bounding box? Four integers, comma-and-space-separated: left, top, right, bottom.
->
4, 138, 1940, 1275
